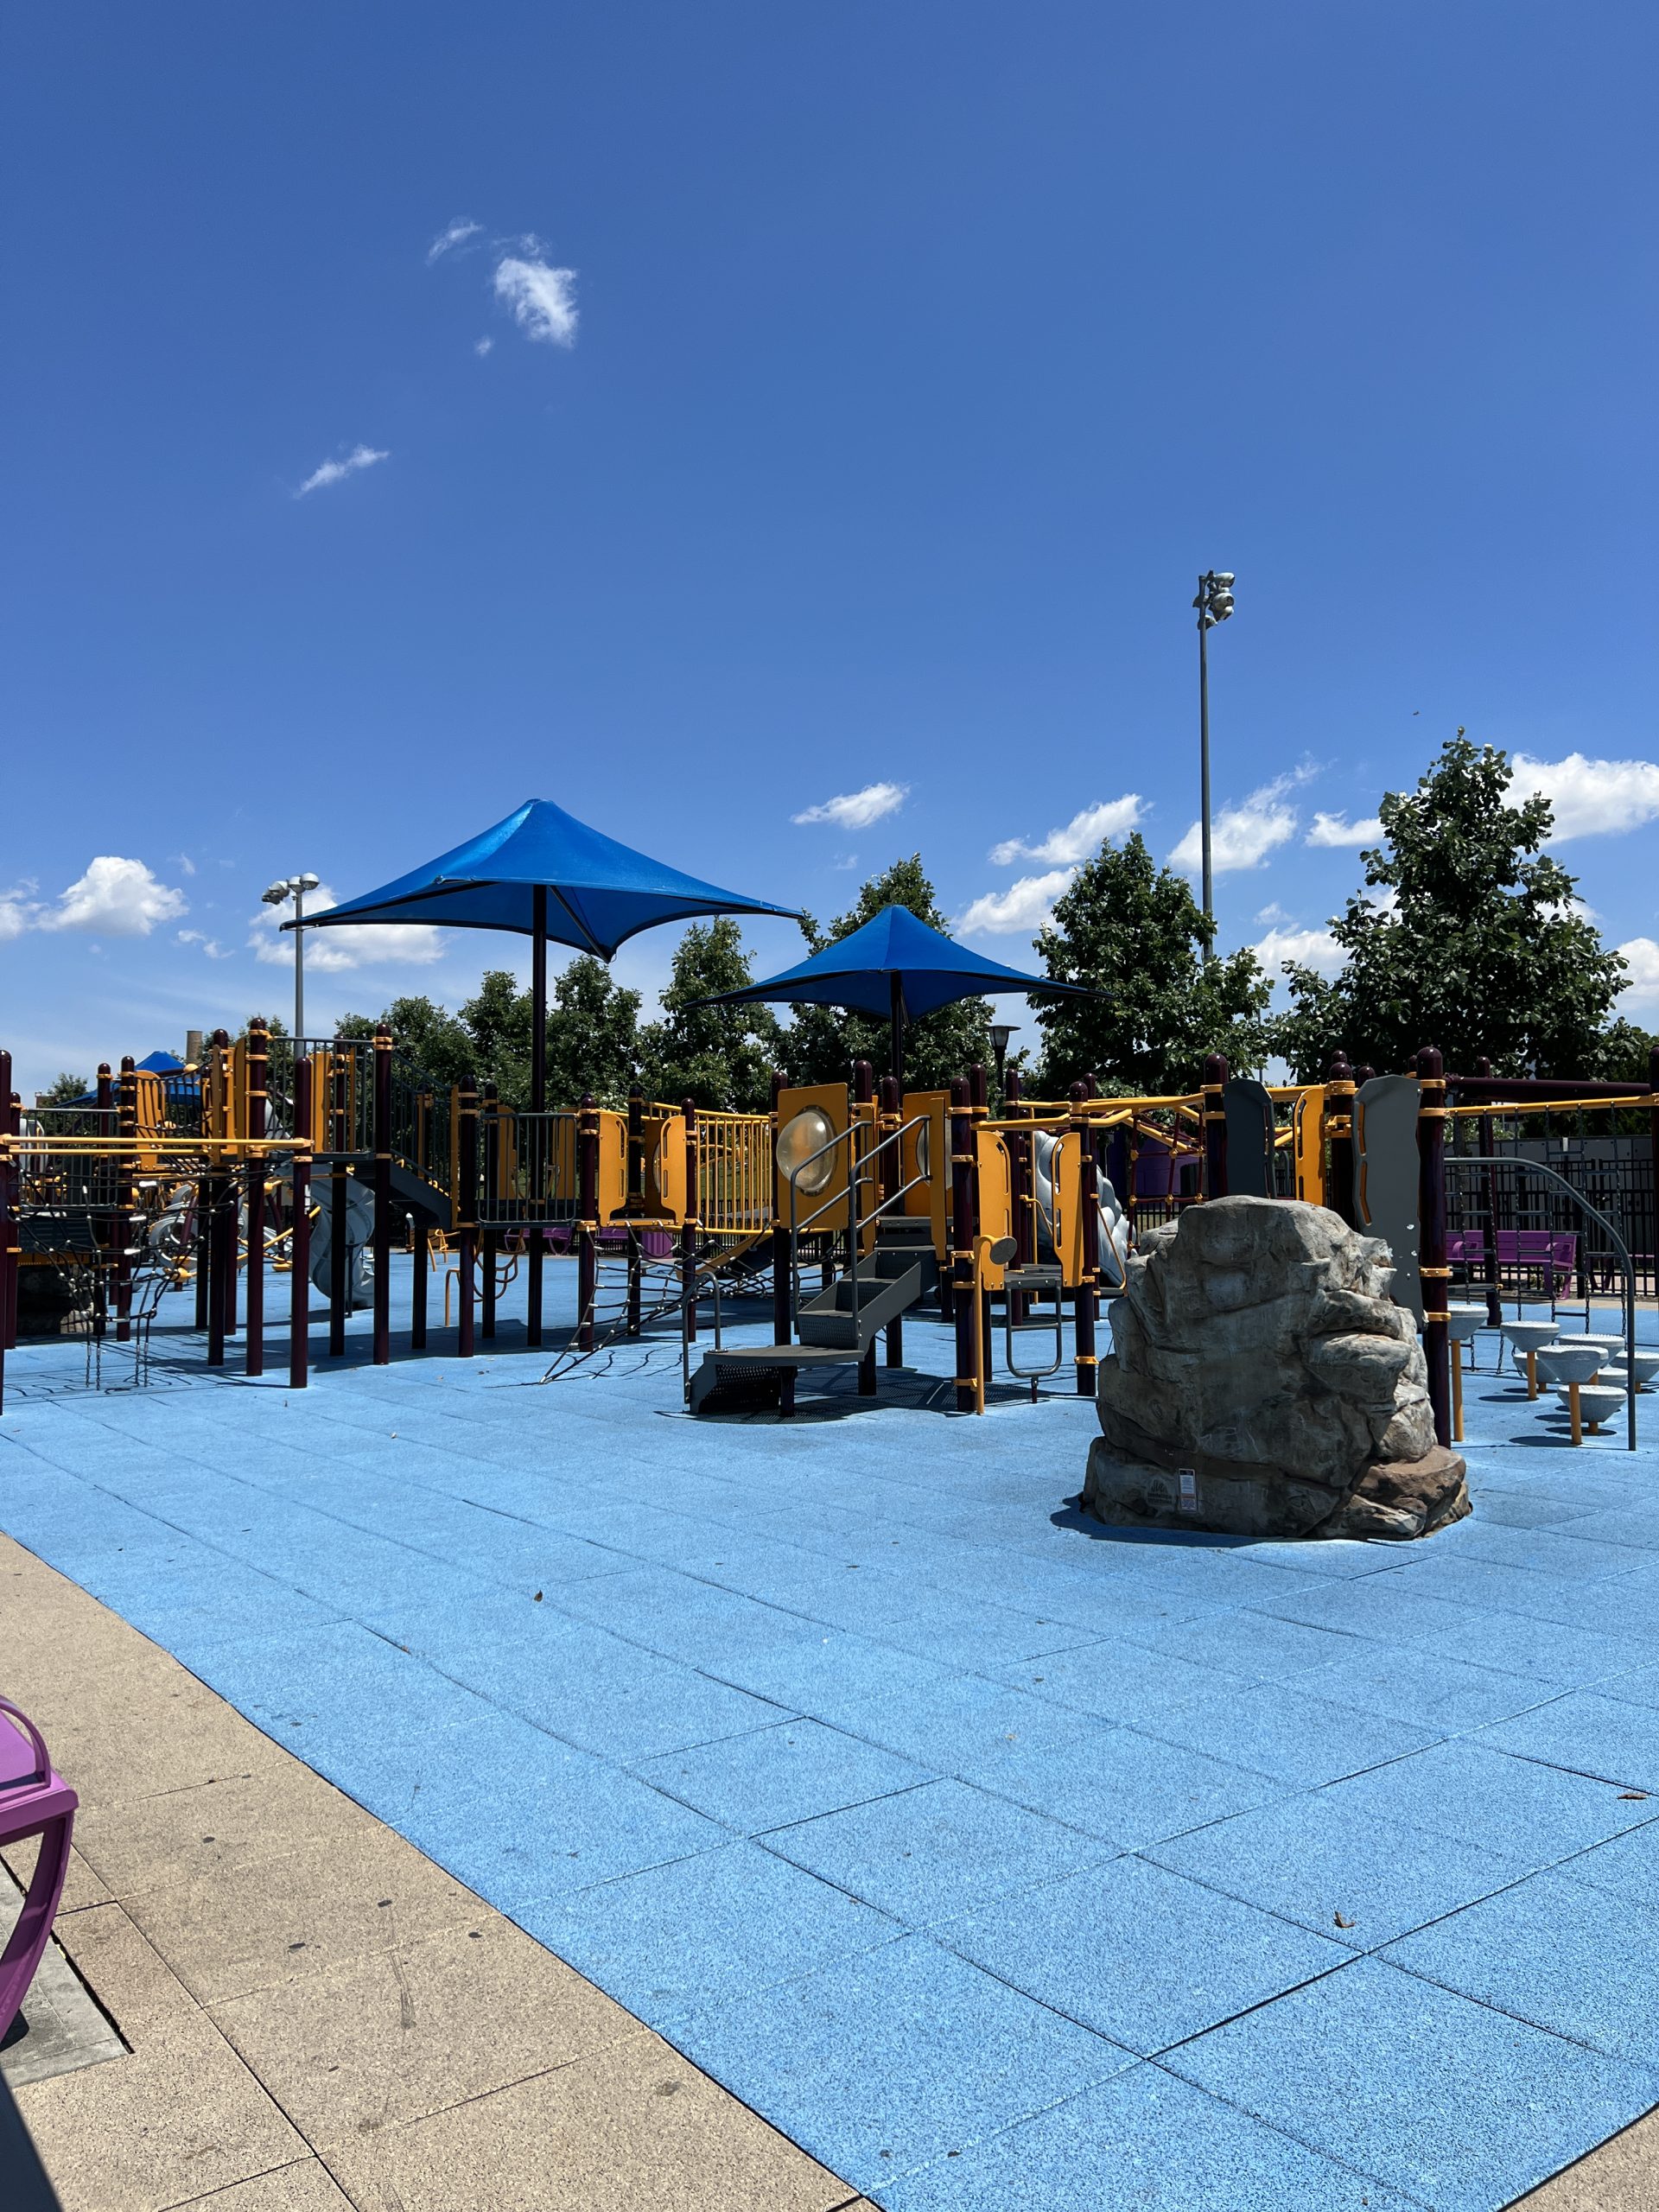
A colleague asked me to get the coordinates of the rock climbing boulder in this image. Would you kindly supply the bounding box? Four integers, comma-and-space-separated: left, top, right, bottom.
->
1084, 1197, 1468, 1541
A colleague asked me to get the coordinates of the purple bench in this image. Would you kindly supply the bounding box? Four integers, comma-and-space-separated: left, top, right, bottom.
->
0, 1699, 78, 2041
1450, 1228, 1578, 1296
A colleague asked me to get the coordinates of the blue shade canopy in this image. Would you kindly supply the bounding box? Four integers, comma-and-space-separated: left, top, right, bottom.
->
285, 798, 800, 961
697, 904, 1096, 1020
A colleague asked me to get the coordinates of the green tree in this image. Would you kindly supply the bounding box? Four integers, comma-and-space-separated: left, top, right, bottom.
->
334, 995, 473, 1085
1032, 832, 1274, 1093
543, 955, 642, 1109
783, 855, 993, 1091
35, 1071, 89, 1105
636, 919, 784, 1111
1274, 734, 1629, 1080
456, 969, 531, 1101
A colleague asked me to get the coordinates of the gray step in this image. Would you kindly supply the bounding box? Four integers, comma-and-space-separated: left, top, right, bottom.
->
798, 1264, 920, 1350
688, 1342, 868, 1415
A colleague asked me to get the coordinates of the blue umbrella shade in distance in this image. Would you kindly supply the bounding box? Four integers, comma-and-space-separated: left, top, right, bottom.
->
692, 902, 1096, 1082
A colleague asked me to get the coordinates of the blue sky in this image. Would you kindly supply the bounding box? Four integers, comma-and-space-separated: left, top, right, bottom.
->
3, 3, 1655, 1092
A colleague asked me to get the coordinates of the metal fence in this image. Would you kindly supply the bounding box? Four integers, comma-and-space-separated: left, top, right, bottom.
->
1446, 1113, 1656, 1300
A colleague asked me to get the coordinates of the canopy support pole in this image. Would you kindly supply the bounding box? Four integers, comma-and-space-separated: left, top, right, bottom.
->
889, 973, 906, 1088
528, 885, 547, 1348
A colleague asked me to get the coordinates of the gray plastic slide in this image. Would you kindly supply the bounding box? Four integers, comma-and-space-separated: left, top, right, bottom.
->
1031, 1130, 1129, 1287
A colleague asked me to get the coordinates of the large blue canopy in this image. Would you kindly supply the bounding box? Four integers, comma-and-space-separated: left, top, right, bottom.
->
286, 798, 800, 961
698, 903, 1094, 1022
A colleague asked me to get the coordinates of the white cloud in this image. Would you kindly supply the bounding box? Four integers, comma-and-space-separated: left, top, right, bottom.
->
177, 929, 232, 960
249, 885, 444, 972
1617, 938, 1659, 1012
428, 217, 482, 262
474, 336, 494, 356
1513, 753, 1659, 842
39, 856, 187, 936
791, 781, 908, 830
1170, 775, 1301, 876
957, 868, 1075, 938
990, 796, 1144, 868
493, 256, 578, 346
1254, 924, 1346, 976
296, 444, 390, 498
1306, 810, 1383, 849
0, 884, 38, 939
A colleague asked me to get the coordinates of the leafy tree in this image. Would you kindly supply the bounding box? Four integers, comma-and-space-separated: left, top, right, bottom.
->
456, 969, 531, 1101
1032, 833, 1274, 1093
334, 995, 473, 1086
543, 955, 642, 1109
783, 855, 993, 1092
35, 1071, 89, 1106
1274, 734, 1628, 1080
635, 919, 784, 1111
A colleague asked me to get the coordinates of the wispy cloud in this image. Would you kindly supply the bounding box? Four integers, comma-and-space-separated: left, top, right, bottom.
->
249, 885, 443, 972
296, 444, 390, 498
990, 796, 1144, 868
1306, 810, 1383, 849
177, 929, 232, 961
0, 882, 38, 940
493, 256, 579, 346
957, 868, 1074, 938
38, 856, 188, 936
1169, 773, 1305, 876
428, 217, 482, 263
791, 782, 907, 830
1515, 752, 1659, 842
474, 336, 494, 357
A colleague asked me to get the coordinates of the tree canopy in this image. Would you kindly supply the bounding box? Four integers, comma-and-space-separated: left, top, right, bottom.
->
35, 1071, 89, 1106
783, 855, 993, 1091
1032, 833, 1274, 1094
337, 962, 642, 1108
1275, 734, 1630, 1080
636, 918, 783, 1111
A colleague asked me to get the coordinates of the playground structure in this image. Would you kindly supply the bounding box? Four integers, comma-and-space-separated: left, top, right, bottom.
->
4, 1021, 1658, 1448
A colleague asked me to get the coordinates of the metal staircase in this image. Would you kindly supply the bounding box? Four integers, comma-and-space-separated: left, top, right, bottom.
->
687, 1114, 936, 1416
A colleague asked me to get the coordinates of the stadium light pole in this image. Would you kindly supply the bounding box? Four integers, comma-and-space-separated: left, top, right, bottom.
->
262, 873, 321, 1039
1193, 569, 1236, 961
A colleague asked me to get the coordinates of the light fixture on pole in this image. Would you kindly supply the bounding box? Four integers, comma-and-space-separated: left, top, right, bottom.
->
1192, 569, 1236, 962
262, 873, 321, 1039
988, 1021, 1018, 1107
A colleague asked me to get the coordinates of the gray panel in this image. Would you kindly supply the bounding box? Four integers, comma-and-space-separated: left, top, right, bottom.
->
1354, 1074, 1422, 1321
1223, 1077, 1275, 1198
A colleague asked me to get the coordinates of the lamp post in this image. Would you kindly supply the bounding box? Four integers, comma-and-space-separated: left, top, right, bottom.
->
1192, 569, 1236, 960
989, 1022, 1018, 1109
262, 873, 321, 1039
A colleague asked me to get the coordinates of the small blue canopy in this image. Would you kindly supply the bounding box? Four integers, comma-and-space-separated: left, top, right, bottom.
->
702, 904, 1091, 1019
696, 903, 1095, 1078
287, 798, 800, 962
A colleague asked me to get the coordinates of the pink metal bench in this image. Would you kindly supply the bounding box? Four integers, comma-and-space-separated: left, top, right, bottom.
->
1450, 1228, 1578, 1297
0, 1699, 78, 2041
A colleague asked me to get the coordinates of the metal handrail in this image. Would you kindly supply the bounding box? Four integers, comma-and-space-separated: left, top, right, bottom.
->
784, 1114, 929, 1341
1445, 1154, 1637, 1451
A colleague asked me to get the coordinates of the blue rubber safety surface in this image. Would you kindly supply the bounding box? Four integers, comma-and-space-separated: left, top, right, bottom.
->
4, 1268, 1659, 2207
